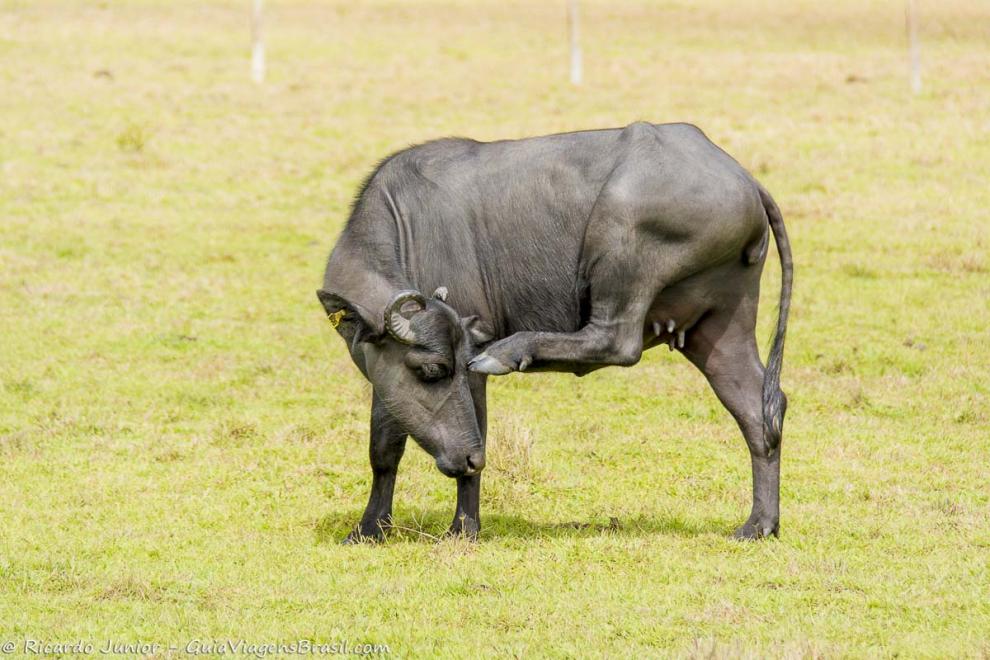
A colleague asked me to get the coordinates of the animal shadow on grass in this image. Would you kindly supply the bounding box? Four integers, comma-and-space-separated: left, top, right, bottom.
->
314, 509, 731, 545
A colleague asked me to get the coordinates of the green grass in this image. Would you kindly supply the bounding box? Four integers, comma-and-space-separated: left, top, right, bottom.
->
2, 0, 989, 656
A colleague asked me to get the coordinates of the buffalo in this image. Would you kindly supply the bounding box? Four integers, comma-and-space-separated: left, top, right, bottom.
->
318, 121, 792, 541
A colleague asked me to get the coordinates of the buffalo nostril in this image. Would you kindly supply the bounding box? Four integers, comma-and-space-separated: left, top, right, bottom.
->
466, 452, 486, 473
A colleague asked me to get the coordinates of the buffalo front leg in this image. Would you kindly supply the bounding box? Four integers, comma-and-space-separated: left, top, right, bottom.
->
344, 392, 407, 544
681, 305, 784, 540
447, 475, 481, 539
446, 374, 486, 540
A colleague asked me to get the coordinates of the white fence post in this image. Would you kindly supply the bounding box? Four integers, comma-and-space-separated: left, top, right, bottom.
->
568, 0, 582, 85
251, 0, 265, 84
906, 0, 921, 94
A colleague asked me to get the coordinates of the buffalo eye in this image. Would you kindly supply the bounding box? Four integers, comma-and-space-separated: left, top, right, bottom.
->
416, 362, 449, 383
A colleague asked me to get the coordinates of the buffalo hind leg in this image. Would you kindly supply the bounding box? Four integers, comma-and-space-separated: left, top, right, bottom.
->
344, 392, 407, 544
468, 321, 645, 375
469, 262, 650, 374
681, 305, 782, 539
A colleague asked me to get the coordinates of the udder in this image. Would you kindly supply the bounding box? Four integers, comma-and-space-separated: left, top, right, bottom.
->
642, 287, 710, 353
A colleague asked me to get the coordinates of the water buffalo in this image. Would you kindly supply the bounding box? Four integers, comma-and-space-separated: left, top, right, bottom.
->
317, 121, 792, 542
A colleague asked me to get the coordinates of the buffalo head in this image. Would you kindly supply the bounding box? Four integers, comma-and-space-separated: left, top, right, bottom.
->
317, 286, 493, 477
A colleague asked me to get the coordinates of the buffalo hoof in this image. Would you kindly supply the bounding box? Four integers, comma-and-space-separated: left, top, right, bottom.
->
342, 524, 387, 545
467, 353, 513, 375
732, 518, 779, 541
444, 515, 480, 541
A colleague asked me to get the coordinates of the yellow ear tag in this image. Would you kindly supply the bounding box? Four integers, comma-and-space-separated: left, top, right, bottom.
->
327, 310, 347, 328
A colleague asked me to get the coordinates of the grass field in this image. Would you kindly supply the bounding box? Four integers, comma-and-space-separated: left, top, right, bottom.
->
2, 0, 989, 656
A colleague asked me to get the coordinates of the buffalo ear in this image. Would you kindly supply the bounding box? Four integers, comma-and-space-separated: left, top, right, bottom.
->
316, 289, 380, 345
316, 289, 347, 316
463, 315, 495, 345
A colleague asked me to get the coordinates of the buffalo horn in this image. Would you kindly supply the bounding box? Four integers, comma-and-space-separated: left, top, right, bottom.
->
384, 290, 427, 344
